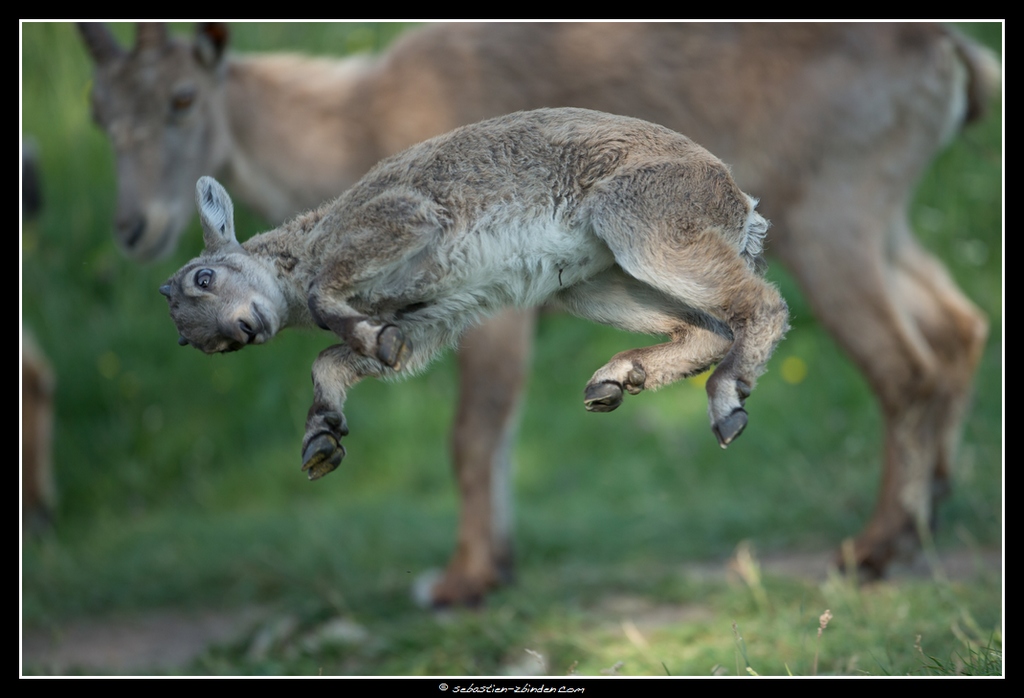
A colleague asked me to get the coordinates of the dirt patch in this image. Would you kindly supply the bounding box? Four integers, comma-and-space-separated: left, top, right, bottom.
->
22, 606, 270, 675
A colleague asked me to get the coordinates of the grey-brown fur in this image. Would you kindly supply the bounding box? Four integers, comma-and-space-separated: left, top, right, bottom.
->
161, 109, 789, 480
84, 22, 999, 601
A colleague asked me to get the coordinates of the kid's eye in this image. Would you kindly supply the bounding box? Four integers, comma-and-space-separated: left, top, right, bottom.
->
194, 268, 214, 288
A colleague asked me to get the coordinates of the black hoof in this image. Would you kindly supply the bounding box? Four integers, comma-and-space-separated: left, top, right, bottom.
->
712, 408, 748, 448
377, 325, 412, 369
584, 381, 624, 412
301, 433, 346, 481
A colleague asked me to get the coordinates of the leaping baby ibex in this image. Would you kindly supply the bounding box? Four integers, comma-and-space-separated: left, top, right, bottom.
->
160, 108, 789, 478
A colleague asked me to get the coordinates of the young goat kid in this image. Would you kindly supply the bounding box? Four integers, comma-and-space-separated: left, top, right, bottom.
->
160, 108, 788, 479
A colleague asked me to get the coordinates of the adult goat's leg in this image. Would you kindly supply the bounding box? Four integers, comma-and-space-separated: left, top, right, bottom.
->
889, 223, 988, 508
777, 206, 985, 577
429, 309, 536, 607
852, 220, 988, 573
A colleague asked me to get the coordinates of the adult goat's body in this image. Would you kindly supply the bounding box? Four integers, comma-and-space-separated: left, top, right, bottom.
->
81, 22, 999, 603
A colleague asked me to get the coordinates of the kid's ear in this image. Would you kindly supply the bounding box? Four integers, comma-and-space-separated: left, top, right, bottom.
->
196, 176, 240, 253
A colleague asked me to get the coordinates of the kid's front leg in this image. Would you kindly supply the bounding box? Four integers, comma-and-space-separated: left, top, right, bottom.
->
308, 290, 413, 370
301, 344, 372, 480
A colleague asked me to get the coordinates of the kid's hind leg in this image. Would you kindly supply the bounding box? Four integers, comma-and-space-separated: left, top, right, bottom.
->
583, 325, 735, 413
556, 269, 735, 413
666, 261, 789, 448
585, 169, 789, 446
578, 274, 787, 448
702, 283, 789, 447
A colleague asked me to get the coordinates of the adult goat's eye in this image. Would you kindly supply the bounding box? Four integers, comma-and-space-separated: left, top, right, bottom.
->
194, 268, 214, 288
170, 86, 197, 114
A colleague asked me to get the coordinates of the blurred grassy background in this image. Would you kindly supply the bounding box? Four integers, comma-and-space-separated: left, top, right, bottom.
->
21, 22, 1001, 676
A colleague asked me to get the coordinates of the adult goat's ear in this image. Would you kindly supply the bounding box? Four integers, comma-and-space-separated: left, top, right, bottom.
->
195, 176, 240, 253
195, 23, 229, 71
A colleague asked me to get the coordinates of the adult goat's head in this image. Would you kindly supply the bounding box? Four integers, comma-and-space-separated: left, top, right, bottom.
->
80, 22, 232, 262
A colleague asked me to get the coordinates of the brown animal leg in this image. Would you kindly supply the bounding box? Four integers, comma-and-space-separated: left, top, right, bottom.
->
22, 331, 56, 534
777, 209, 987, 578
853, 226, 988, 577
429, 308, 536, 607
890, 228, 989, 500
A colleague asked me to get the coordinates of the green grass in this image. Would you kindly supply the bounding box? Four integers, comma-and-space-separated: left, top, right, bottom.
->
21, 22, 1002, 676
